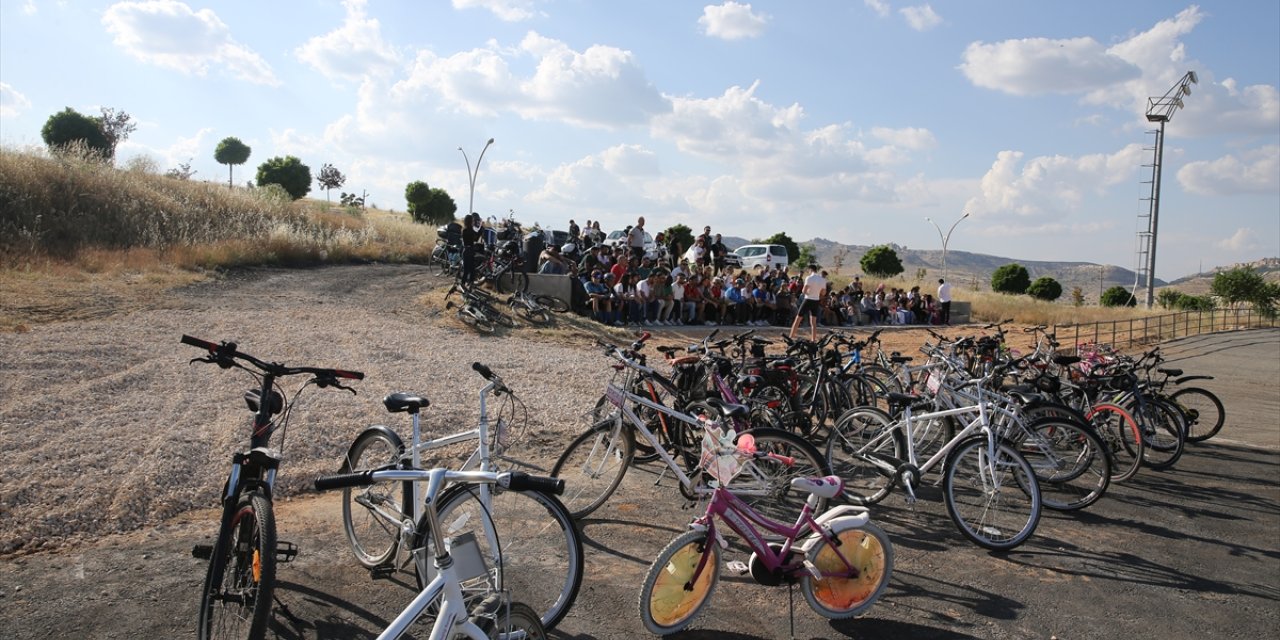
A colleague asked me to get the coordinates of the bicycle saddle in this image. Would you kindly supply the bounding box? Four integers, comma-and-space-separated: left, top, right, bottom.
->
1157, 367, 1183, 377
701, 398, 750, 419
789, 476, 844, 500
383, 392, 431, 414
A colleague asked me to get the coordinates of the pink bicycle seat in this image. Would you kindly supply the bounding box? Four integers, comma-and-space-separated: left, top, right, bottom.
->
789, 475, 844, 499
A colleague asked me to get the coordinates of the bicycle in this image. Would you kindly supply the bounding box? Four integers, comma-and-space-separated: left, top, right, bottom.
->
552, 337, 830, 526
446, 283, 516, 333
183, 335, 364, 640
431, 239, 463, 279
638, 426, 893, 635
1144, 351, 1226, 443
475, 244, 530, 293
339, 363, 582, 630
825, 369, 1042, 550
505, 290, 553, 325
317, 467, 557, 639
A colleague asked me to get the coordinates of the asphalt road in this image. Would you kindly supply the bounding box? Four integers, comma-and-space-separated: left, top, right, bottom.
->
1, 329, 1276, 640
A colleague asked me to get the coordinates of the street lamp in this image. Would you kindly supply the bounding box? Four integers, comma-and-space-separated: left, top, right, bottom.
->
926, 212, 969, 281
458, 137, 495, 217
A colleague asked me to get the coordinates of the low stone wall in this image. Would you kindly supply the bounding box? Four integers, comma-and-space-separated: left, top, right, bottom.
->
496, 272, 574, 301
951, 301, 971, 324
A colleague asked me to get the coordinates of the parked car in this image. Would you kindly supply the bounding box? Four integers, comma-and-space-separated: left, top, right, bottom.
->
733, 244, 790, 271
603, 229, 659, 259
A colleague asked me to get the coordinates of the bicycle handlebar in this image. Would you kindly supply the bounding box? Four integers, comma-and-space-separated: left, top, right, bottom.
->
181, 334, 364, 382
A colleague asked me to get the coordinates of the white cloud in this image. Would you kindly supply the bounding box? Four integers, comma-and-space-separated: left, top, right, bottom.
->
870, 126, 936, 150
117, 126, 214, 176
296, 0, 400, 84
698, 2, 769, 40
864, 0, 890, 18
900, 4, 941, 31
1178, 145, 1279, 196
452, 0, 538, 22
101, 0, 278, 86
0, 83, 32, 118
964, 144, 1146, 220
1214, 228, 1258, 251
393, 32, 668, 129
959, 37, 1140, 96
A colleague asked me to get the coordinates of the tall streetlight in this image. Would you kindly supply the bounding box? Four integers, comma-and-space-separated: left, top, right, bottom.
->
458, 137, 495, 217
926, 212, 969, 281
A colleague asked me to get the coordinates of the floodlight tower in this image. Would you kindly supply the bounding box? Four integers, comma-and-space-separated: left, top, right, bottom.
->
1137, 71, 1197, 308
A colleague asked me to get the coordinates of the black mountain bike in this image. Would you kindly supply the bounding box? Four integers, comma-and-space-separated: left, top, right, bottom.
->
184, 335, 363, 640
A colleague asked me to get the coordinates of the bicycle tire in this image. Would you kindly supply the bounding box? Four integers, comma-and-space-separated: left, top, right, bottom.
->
340, 428, 406, 568
1015, 417, 1110, 512
487, 306, 517, 328
1138, 397, 1186, 470
824, 407, 903, 505
511, 300, 553, 325
197, 490, 276, 640
1085, 403, 1143, 483
551, 418, 635, 519
726, 427, 832, 524
535, 294, 571, 313
1169, 387, 1225, 443
459, 307, 497, 333
415, 483, 584, 631
801, 520, 894, 619
639, 529, 720, 636
942, 437, 1041, 551
841, 372, 890, 415
473, 599, 548, 640
494, 269, 529, 294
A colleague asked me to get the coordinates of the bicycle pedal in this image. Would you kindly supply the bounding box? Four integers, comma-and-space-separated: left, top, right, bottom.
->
802, 560, 822, 580
725, 560, 750, 575
275, 541, 299, 563
368, 565, 397, 580
191, 544, 213, 560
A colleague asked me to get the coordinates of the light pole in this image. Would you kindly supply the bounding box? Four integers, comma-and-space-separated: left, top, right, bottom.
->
926, 212, 969, 281
458, 137, 495, 217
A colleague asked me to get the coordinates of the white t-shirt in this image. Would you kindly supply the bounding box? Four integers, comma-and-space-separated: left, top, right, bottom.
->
628, 226, 646, 249
802, 272, 827, 301
637, 278, 657, 300
938, 281, 952, 303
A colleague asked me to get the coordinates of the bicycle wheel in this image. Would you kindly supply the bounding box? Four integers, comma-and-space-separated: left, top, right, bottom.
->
486, 306, 517, 328
1086, 403, 1143, 482
430, 245, 451, 277
1138, 397, 1186, 470
340, 429, 405, 568
942, 437, 1041, 551
494, 268, 529, 293
459, 307, 496, 333
842, 372, 889, 414
473, 599, 548, 640
417, 483, 584, 631
535, 294, 571, 313
1169, 387, 1225, 443
727, 428, 831, 525
1015, 417, 1110, 512
197, 491, 276, 640
824, 407, 903, 505
511, 300, 553, 325
802, 520, 894, 619
639, 529, 720, 636
550, 418, 635, 519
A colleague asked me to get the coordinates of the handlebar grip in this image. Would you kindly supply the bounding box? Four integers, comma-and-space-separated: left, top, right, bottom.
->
314, 470, 374, 491
181, 335, 218, 351
334, 369, 365, 381
472, 362, 495, 380
503, 471, 565, 496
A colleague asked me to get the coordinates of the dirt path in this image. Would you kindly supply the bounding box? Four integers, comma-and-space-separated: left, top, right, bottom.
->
1, 265, 1276, 639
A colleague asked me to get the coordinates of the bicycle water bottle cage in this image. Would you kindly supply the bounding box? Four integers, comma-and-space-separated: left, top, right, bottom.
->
383, 392, 431, 414
244, 388, 284, 415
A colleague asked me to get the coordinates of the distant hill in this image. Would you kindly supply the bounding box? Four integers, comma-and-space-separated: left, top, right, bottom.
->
1160, 257, 1280, 296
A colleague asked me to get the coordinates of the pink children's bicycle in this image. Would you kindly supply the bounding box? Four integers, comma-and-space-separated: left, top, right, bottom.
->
638, 422, 894, 636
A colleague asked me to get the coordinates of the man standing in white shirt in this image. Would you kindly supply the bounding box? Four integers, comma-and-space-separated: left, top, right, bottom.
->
937, 278, 952, 325
789, 263, 826, 341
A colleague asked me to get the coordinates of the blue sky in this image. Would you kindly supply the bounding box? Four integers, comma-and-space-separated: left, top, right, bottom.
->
1, 0, 1276, 279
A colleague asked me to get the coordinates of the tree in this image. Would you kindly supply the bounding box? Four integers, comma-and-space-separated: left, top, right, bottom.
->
1100, 286, 1137, 307
1212, 267, 1280, 317
97, 107, 136, 161
214, 137, 252, 189
1026, 276, 1063, 301
340, 191, 366, 208
165, 160, 197, 180
404, 180, 458, 225
1159, 290, 1215, 311
760, 232, 801, 263
991, 263, 1031, 294
796, 243, 818, 269
41, 107, 110, 157
1071, 287, 1085, 307
256, 155, 311, 200
316, 163, 346, 202
662, 224, 694, 260
831, 246, 849, 275
860, 245, 904, 278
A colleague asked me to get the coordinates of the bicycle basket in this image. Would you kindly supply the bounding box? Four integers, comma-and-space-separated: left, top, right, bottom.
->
698, 417, 747, 485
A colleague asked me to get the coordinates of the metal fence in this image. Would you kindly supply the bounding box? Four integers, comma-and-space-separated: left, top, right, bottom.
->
1054, 306, 1278, 351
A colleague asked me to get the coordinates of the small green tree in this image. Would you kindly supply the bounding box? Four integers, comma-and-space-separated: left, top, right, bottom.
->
860, 245, 904, 279
796, 243, 818, 269
404, 180, 457, 225
1026, 276, 1063, 301
1156, 289, 1182, 309
316, 163, 346, 202
663, 224, 694, 260
41, 107, 110, 157
1071, 287, 1085, 307
1100, 286, 1137, 307
1212, 267, 1269, 306
991, 263, 1031, 294
759, 232, 801, 263
97, 107, 136, 162
256, 155, 311, 200
215, 137, 252, 189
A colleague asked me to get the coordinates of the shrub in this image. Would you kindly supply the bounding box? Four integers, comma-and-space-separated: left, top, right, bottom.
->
404, 180, 457, 225
256, 155, 311, 200
41, 108, 109, 158
1100, 286, 1137, 307
860, 245, 903, 278
991, 263, 1030, 294
1026, 276, 1062, 301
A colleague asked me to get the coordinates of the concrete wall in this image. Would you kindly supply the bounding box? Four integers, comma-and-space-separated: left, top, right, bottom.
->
951, 301, 971, 324
497, 272, 574, 301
